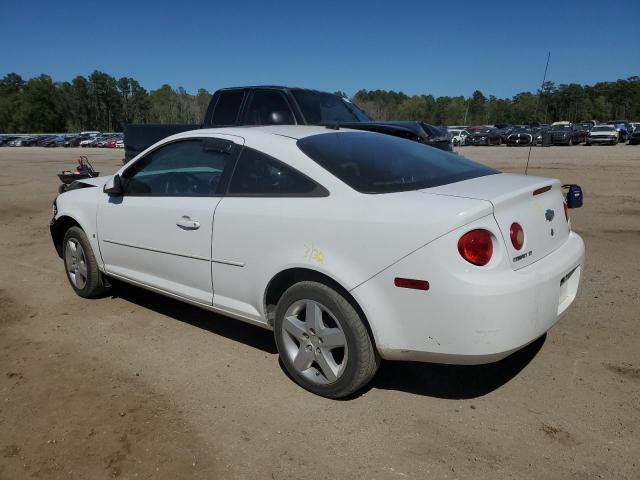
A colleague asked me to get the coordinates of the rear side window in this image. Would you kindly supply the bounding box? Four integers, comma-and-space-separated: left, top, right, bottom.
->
297, 132, 498, 194
212, 91, 245, 126
245, 91, 295, 125
228, 147, 326, 196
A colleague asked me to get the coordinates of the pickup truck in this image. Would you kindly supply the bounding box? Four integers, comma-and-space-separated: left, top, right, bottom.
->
124, 86, 452, 162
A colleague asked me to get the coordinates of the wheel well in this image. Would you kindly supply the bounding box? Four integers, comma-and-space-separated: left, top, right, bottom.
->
51, 216, 81, 257
263, 268, 377, 348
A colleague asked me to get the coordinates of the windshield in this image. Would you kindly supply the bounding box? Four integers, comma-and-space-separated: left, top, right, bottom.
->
297, 131, 498, 194
591, 126, 614, 132
552, 125, 571, 131
291, 89, 369, 124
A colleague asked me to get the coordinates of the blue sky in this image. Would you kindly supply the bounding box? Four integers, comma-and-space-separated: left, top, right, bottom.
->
1, 0, 638, 98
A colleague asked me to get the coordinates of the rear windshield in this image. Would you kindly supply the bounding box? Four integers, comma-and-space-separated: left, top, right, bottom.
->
297, 131, 498, 194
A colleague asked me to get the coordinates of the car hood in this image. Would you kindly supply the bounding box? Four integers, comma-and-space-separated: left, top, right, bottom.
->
73, 175, 112, 187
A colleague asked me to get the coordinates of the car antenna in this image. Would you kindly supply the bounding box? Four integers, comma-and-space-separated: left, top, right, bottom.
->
326, 121, 340, 130
525, 51, 551, 176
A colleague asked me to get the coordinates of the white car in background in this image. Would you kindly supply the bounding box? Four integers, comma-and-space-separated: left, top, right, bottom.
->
586, 125, 619, 145
50, 126, 585, 398
448, 129, 469, 146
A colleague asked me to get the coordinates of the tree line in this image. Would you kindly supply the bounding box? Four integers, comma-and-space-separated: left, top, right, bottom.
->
353, 77, 640, 126
0, 71, 211, 133
0, 70, 638, 133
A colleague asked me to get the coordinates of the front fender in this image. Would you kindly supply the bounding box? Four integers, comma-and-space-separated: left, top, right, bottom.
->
52, 187, 103, 266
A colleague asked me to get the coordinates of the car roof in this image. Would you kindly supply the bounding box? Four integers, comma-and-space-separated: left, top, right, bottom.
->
171, 125, 361, 142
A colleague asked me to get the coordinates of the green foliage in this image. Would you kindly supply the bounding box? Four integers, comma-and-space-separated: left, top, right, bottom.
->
0, 71, 211, 133
353, 77, 640, 125
0, 71, 638, 133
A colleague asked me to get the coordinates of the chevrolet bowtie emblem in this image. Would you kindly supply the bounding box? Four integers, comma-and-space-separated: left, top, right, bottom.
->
545, 209, 555, 222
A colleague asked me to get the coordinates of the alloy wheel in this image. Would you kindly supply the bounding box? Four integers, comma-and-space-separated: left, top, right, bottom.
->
65, 238, 87, 289
281, 299, 348, 385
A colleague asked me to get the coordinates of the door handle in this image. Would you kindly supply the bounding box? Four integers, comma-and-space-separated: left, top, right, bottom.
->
176, 216, 200, 230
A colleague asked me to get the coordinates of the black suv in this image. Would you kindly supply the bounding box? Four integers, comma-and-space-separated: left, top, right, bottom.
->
124, 86, 452, 162
549, 123, 587, 146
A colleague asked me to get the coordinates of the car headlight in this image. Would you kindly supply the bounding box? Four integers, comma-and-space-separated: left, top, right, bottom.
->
52, 200, 58, 217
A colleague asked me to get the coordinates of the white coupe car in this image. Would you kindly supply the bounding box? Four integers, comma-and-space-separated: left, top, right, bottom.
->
50, 126, 585, 398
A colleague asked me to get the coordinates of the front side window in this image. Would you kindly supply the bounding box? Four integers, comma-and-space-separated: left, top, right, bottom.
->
297, 131, 498, 194
245, 91, 295, 125
122, 139, 235, 196
291, 89, 364, 125
228, 147, 326, 196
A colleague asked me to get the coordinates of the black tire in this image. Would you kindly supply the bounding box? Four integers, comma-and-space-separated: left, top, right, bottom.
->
62, 226, 109, 298
274, 281, 380, 398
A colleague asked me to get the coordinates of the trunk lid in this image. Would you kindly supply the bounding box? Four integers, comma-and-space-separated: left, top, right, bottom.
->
420, 173, 570, 270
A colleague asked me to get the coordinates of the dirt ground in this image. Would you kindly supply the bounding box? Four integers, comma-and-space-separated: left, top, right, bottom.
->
0, 143, 639, 480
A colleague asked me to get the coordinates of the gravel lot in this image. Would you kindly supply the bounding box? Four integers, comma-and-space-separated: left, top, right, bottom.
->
1, 144, 639, 479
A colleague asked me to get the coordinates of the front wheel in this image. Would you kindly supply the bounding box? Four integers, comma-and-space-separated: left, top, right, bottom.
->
63, 226, 110, 298
274, 281, 380, 398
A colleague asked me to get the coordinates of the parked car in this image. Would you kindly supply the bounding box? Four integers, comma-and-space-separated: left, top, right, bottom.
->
80, 137, 98, 147
94, 135, 120, 148
465, 127, 503, 145
576, 122, 594, 132
579, 120, 599, 129
549, 123, 586, 145
124, 86, 452, 163
41, 135, 67, 147
506, 127, 536, 146
627, 128, 640, 145
494, 123, 515, 142
36, 135, 56, 146
50, 126, 584, 398
448, 129, 469, 146
115, 139, 124, 149
0, 135, 20, 146
64, 136, 82, 147
605, 121, 631, 142
585, 125, 619, 145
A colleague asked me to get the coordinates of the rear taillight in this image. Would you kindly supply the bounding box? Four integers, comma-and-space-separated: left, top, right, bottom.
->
458, 229, 493, 266
563, 201, 569, 222
509, 222, 524, 250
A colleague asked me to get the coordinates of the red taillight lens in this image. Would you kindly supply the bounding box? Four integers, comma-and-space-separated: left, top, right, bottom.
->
563, 201, 569, 222
458, 229, 493, 266
509, 222, 524, 250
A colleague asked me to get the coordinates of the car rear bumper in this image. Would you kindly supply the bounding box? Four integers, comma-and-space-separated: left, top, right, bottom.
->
353, 225, 585, 365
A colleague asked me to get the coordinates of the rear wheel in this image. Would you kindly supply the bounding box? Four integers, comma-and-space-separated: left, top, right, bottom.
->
63, 226, 109, 298
274, 281, 380, 398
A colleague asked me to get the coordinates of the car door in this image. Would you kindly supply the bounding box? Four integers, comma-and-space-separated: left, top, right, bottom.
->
211, 146, 328, 323
98, 135, 242, 304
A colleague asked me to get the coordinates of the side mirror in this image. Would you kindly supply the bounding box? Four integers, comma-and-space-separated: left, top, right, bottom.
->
104, 174, 123, 196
